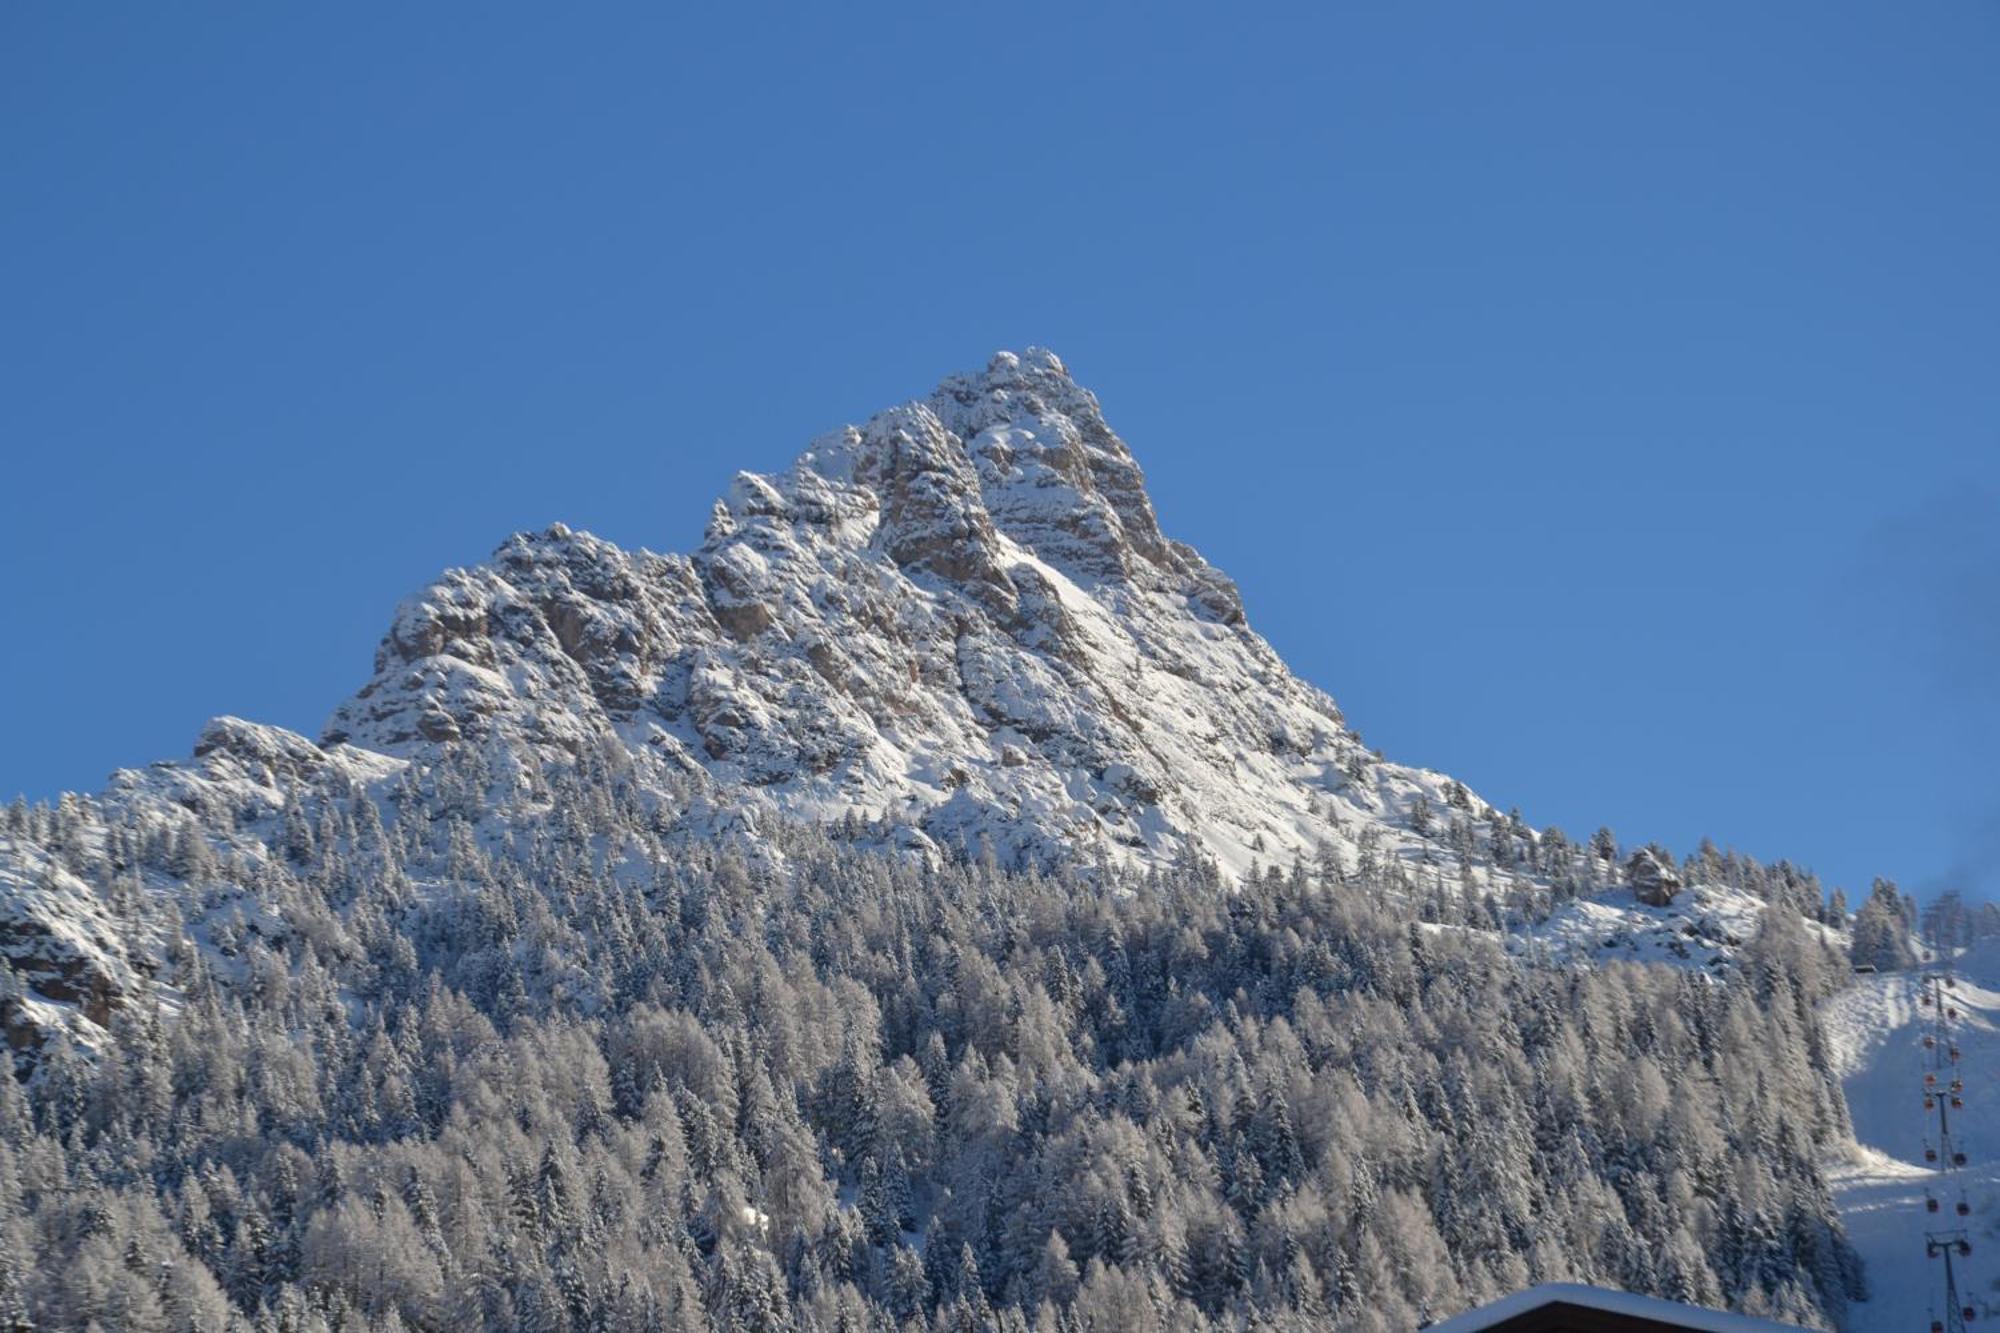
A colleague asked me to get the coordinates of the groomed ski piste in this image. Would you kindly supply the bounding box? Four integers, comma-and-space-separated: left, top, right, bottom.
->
1825, 941, 2000, 1332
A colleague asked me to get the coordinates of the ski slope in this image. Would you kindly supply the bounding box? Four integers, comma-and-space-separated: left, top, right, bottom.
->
1826, 945, 2000, 1331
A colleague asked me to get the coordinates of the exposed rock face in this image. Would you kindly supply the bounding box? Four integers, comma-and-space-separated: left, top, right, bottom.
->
1627, 848, 1684, 907
1, 839, 138, 1048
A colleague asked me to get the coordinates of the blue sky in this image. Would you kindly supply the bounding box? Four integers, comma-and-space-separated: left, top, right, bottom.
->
4, 4, 1997, 900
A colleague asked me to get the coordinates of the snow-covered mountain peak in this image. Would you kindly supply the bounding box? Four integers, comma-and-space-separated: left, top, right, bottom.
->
318, 351, 1461, 876
0, 350, 1884, 1333
783, 346, 1179, 590
1, 348, 1839, 1084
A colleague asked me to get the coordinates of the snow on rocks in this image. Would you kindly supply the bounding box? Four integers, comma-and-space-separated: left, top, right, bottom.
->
316, 349, 1503, 881
0, 838, 137, 1045
1627, 846, 1684, 907
1509, 882, 1772, 973
0, 349, 1812, 1062
0, 717, 402, 1059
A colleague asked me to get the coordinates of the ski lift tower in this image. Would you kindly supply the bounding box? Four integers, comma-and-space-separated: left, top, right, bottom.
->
1927, 1231, 1977, 1333
1920, 969, 1979, 1330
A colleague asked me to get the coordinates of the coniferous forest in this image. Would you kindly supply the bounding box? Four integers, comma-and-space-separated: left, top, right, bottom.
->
0, 748, 1864, 1331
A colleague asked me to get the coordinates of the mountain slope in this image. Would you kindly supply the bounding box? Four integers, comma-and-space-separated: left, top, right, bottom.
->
0, 350, 1870, 1331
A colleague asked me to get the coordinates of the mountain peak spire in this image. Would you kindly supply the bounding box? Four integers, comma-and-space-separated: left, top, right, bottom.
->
312, 350, 1436, 876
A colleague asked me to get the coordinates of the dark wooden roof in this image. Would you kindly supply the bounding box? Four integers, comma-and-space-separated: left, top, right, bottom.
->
1444, 1297, 1748, 1331
1427, 1285, 1820, 1333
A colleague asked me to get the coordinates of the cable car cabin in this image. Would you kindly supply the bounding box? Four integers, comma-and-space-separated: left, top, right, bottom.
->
1427, 1284, 1825, 1331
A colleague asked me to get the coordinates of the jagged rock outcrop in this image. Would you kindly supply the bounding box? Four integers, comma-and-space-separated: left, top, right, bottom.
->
1628, 847, 1684, 907
1, 839, 137, 1050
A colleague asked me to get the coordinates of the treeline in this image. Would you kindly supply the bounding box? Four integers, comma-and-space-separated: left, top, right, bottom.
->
0, 751, 1863, 1330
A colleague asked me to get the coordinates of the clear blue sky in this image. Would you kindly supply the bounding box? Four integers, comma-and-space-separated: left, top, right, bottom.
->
4, 4, 1997, 901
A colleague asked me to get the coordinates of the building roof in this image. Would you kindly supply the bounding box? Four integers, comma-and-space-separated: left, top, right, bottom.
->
1427, 1284, 1821, 1332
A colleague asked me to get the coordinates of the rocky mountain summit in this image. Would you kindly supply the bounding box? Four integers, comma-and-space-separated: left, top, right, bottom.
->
322, 347, 1456, 876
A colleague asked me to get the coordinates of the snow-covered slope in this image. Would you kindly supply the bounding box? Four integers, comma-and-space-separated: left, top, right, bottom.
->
1507, 879, 1849, 978
1825, 946, 2000, 1331
0, 717, 402, 1054
1510, 884, 1769, 971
